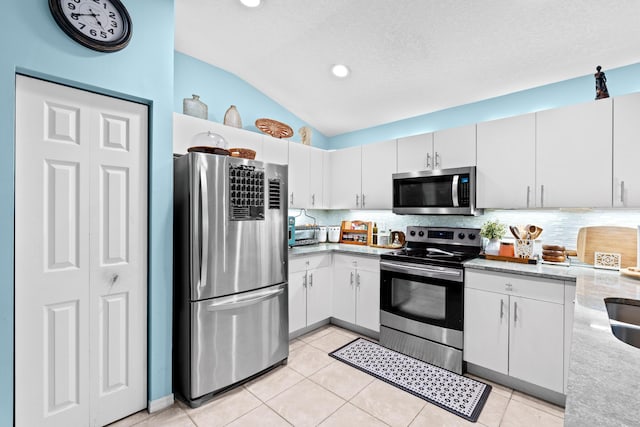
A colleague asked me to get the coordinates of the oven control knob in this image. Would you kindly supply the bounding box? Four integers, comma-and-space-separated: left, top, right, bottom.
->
458, 232, 465, 240
418, 231, 424, 237
409, 230, 416, 236
468, 233, 476, 240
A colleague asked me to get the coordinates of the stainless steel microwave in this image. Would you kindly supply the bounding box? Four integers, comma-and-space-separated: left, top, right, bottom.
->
392, 166, 481, 215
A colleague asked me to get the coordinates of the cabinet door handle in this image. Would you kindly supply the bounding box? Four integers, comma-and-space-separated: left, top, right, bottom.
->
426, 153, 432, 169
362, 194, 366, 208
290, 192, 294, 206
355, 194, 359, 208
621, 180, 625, 204
356, 272, 361, 287
513, 301, 518, 323
303, 274, 307, 288
540, 185, 544, 208
500, 299, 505, 319
435, 152, 441, 168
526, 186, 531, 208
309, 272, 313, 286
311, 193, 315, 206
350, 271, 354, 285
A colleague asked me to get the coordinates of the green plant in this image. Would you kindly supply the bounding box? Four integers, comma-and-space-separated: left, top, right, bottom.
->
480, 220, 506, 240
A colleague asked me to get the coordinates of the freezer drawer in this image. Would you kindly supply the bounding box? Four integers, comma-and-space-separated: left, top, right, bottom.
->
189, 283, 289, 400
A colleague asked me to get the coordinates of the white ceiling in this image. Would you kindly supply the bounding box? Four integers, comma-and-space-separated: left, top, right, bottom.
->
175, 0, 640, 137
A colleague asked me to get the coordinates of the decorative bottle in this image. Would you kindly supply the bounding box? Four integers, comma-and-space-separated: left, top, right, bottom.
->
183, 94, 208, 119
372, 222, 378, 245
224, 105, 243, 128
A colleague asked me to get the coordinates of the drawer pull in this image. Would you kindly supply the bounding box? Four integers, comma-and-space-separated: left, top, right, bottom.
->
500, 299, 505, 319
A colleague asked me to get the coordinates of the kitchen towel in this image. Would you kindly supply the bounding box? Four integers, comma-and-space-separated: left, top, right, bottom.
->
329, 338, 491, 422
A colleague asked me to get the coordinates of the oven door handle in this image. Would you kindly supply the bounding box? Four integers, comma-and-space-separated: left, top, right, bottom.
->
380, 261, 463, 281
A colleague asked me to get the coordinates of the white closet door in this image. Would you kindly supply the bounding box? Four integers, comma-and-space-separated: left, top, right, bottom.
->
15, 75, 147, 427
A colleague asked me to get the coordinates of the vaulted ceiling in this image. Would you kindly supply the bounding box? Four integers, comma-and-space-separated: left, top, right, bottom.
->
175, 0, 640, 137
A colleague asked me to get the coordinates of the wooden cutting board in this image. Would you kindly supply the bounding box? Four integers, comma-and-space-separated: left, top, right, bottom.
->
576, 226, 637, 268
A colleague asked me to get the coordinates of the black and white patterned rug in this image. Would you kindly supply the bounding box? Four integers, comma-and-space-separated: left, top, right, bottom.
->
329, 338, 491, 422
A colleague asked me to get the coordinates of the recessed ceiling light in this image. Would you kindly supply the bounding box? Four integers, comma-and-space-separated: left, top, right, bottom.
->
240, 0, 261, 7
331, 64, 350, 78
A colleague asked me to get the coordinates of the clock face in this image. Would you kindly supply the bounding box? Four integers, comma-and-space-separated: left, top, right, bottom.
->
50, 0, 132, 52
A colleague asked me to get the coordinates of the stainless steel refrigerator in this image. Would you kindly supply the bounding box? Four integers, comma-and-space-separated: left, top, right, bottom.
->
173, 152, 289, 407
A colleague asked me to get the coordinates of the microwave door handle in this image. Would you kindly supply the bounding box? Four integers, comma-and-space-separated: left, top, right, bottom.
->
451, 175, 460, 207
199, 162, 209, 289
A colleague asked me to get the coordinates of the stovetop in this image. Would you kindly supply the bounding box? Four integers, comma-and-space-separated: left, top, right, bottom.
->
380, 226, 482, 267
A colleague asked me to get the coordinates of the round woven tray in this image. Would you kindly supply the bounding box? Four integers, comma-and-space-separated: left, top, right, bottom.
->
255, 118, 293, 139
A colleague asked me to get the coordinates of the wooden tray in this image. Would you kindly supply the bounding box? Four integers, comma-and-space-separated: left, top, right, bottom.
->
255, 118, 293, 139
621, 267, 640, 280
480, 253, 538, 264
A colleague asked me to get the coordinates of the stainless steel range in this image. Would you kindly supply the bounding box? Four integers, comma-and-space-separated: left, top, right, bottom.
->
379, 226, 482, 374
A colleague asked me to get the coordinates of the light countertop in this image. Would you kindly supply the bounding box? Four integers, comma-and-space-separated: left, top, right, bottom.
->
464, 258, 640, 426
288, 243, 395, 258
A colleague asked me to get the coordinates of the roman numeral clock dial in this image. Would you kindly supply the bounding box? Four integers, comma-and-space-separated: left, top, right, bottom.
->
49, 0, 132, 52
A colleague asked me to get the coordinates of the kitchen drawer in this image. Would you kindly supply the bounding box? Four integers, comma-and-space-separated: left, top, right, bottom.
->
289, 253, 331, 272
333, 254, 380, 272
466, 270, 564, 304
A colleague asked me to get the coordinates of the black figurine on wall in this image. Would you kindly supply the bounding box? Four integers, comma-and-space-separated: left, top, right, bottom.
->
594, 66, 610, 99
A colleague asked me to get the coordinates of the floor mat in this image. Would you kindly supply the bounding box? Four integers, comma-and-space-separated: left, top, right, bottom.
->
329, 337, 491, 422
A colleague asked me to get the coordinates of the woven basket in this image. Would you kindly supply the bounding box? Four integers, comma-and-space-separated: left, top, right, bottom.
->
229, 148, 256, 159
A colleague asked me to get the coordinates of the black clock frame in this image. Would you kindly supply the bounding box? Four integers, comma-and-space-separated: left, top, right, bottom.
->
49, 0, 132, 52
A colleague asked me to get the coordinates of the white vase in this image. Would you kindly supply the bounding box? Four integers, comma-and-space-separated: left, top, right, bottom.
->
224, 105, 242, 128
183, 94, 207, 119
485, 238, 500, 255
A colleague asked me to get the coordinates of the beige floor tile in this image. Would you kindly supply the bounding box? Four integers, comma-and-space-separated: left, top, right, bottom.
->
289, 338, 306, 352
476, 391, 509, 427
225, 404, 291, 427
107, 409, 152, 427
351, 380, 426, 427
267, 379, 345, 427
511, 390, 565, 418
287, 343, 335, 376
464, 374, 513, 399
244, 365, 305, 401
501, 399, 563, 427
309, 360, 375, 400
297, 325, 334, 343
307, 331, 357, 353
131, 405, 195, 427
409, 403, 476, 427
185, 387, 262, 427
319, 402, 388, 427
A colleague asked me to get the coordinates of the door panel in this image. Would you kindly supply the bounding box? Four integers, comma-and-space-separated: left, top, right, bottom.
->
15, 75, 147, 427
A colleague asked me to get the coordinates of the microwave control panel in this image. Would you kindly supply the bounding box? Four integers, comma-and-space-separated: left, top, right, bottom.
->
458, 174, 470, 207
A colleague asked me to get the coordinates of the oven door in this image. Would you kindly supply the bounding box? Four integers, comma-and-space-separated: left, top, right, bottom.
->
380, 260, 463, 332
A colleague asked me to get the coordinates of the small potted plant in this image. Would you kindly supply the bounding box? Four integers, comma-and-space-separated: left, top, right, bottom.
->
480, 220, 506, 255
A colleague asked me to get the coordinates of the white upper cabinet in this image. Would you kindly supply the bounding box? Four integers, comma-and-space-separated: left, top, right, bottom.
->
613, 93, 640, 207
329, 146, 362, 209
288, 142, 310, 208
476, 114, 536, 208
397, 125, 476, 173
536, 99, 613, 208
288, 142, 326, 209
262, 135, 289, 165
397, 133, 433, 172
433, 124, 477, 169
361, 139, 397, 209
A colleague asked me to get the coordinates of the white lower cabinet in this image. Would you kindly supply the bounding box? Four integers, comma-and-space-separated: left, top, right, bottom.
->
332, 254, 380, 332
464, 270, 565, 393
288, 255, 332, 334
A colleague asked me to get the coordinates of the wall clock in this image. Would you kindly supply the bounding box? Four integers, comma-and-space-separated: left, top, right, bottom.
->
49, 0, 132, 52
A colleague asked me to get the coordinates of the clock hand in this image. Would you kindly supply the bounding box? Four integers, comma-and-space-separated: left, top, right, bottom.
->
88, 8, 106, 31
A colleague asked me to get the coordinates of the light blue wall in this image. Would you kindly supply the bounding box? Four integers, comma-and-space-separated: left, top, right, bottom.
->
0, 1, 175, 425
330, 63, 640, 148
174, 52, 330, 149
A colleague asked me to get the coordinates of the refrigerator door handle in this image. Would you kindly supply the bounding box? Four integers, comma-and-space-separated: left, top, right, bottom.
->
205, 285, 286, 312
199, 163, 209, 288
